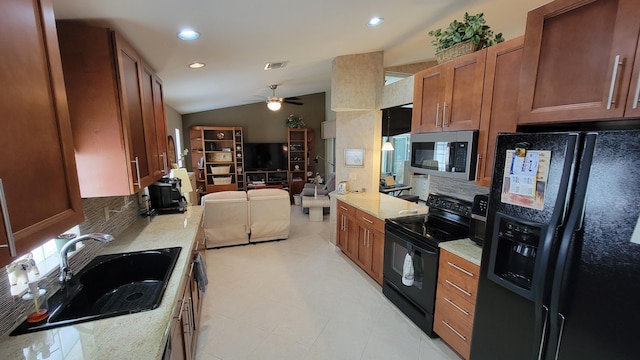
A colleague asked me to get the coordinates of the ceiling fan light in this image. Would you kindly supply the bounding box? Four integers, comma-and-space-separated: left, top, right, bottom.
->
382, 141, 394, 151
267, 100, 282, 111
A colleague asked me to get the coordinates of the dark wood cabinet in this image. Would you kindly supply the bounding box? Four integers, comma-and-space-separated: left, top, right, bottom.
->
288, 128, 315, 196
0, 0, 84, 267
518, 0, 640, 124
412, 50, 486, 133
476, 36, 524, 187
57, 21, 167, 197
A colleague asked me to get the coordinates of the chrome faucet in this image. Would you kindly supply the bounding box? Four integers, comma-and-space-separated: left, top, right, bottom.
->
59, 233, 114, 283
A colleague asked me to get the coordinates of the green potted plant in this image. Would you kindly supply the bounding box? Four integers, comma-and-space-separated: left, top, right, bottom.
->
428, 12, 504, 64
285, 114, 305, 128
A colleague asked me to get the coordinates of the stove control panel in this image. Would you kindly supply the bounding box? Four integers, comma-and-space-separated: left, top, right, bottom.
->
426, 193, 472, 218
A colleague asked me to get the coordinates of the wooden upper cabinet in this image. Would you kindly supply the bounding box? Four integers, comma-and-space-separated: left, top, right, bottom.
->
518, 0, 640, 124
0, 0, 84, 267
476, 37, 524, 187
412, 49, 486, 133
413, 65, 446, 132
141, 63, 169, 178
57, 21, 167, 197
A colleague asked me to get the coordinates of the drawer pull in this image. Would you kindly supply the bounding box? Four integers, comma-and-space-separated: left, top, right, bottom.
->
362, 217, 373, 224
444, 297, 470, 316
441, 320, 467, 341
446, 279, 472, 297
339, 205, 349, 211
447, 261, 474, 277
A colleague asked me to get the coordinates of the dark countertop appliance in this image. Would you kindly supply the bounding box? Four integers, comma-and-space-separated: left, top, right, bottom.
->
383, 193, 472, 337
149, 178, 186, 214
471, 130, 640, 360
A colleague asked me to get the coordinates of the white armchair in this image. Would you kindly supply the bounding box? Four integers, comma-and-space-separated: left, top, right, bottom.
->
202, 191, 250, 248
247, 188, 290, 242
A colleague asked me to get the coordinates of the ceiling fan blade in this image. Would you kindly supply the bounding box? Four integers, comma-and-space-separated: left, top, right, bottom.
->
284, 96, 300, 101
284, 100, 304, 105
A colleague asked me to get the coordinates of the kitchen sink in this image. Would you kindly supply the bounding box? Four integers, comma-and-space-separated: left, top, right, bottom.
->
11, 247, 181, 335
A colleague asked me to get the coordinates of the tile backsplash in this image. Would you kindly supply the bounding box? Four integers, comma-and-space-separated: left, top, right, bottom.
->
0, 195, 141, 336
428, 176, 489, 202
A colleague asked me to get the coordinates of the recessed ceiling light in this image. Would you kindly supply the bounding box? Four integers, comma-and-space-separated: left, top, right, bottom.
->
189, 62, 206, 69
178, 29, 200, 40
367, 17, 384, 27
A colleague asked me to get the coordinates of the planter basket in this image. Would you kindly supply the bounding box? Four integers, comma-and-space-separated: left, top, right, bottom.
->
435, 40, 478, 64
210, 165, 230, 174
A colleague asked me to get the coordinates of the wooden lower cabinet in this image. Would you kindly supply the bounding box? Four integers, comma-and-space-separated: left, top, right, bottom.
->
167, 222, 206, 360
434, 249, 480, 360
336, 200, 385, 285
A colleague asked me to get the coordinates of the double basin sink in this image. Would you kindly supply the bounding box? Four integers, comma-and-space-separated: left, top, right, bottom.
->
11, 247, 182, 335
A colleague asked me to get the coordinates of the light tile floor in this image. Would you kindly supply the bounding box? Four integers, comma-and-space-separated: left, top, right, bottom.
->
196, 205, 461, 360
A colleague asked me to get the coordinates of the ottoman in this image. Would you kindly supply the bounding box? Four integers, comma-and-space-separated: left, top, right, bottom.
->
302, 195, 330, 221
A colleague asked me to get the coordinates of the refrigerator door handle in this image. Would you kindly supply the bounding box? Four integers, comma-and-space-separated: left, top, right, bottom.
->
553, 313, 566, 360
537, 305, 550, 360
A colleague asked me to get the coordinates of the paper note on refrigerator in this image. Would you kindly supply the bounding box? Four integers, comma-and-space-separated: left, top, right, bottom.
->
501, 150, 551, 210
631, 215, 640, 245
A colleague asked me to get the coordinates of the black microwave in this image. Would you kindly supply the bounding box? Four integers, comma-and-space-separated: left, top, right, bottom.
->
409, 130, 478, 180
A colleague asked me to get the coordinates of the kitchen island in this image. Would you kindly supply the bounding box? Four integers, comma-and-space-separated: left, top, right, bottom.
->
0, 206, 204, 360
331, 192, 427, 284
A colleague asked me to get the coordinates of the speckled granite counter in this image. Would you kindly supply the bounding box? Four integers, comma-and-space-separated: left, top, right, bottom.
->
0, 205, 203, 360
332, 192, 428, 220
439, 238, 483, 266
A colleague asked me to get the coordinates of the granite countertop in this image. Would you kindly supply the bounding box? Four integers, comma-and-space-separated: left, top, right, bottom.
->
439, 238, 483, 266
333, 192, 428, 220
0, 205, 203, 360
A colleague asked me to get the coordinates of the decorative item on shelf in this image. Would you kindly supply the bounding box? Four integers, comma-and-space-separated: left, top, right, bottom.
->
216, 132, 225, 139
285, 114, 305, 128
428, 12, 504, 64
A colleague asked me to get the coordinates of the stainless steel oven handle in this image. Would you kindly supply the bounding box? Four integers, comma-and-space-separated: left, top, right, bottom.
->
0, 179, 17, 257
445, 279, 472, 297
447, 261, 474, 277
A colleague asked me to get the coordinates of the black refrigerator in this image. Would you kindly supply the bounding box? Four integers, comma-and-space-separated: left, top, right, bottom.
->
470, 130, 640, 360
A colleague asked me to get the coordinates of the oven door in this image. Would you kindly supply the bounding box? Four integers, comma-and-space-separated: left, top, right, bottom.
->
383, 224, 439, 314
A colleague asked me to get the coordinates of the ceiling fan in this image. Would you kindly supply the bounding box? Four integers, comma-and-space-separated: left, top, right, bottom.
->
266, 84, 303, 111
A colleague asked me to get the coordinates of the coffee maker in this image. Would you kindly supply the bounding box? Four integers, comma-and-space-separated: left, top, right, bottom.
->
148, 178, 186, 214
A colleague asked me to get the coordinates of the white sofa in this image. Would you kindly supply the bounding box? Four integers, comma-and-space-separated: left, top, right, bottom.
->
202, 189, 290, 247
202, 191, 250, 248
247, 188, 291, 243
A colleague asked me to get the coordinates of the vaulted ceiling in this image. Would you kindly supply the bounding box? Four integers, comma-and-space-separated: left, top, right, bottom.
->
53, 0, 549, 114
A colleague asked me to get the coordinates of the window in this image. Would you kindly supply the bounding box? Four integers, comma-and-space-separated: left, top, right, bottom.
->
381, 134, 411, 184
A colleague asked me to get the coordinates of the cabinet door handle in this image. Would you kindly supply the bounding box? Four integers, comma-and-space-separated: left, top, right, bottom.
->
447, 261, 475, 277
443, 102, 448, 127
0, 179, 17, 257
131, 157, 141, 188
475, 154, 482, 181
183, 298, 192, 335
632, 72, 640, 109
445, 279, 472, 297
435, 103, 441, 128
176, 299, 185, 320
441, 320, 467, 341
444, 297, 470, 316
362, 217, 373, 224
607, 55, 622, 110
161, 152, 168, 174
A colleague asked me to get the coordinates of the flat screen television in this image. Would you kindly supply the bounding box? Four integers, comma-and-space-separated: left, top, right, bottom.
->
243, 143, 289, 171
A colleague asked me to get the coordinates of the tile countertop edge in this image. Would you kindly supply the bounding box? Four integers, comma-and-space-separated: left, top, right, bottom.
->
439, 238, 483, 266
0, 205, 204, 360
332, 192, 428, 220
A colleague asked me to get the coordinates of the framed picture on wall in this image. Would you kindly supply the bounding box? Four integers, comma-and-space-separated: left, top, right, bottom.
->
344, 149, 364, 167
